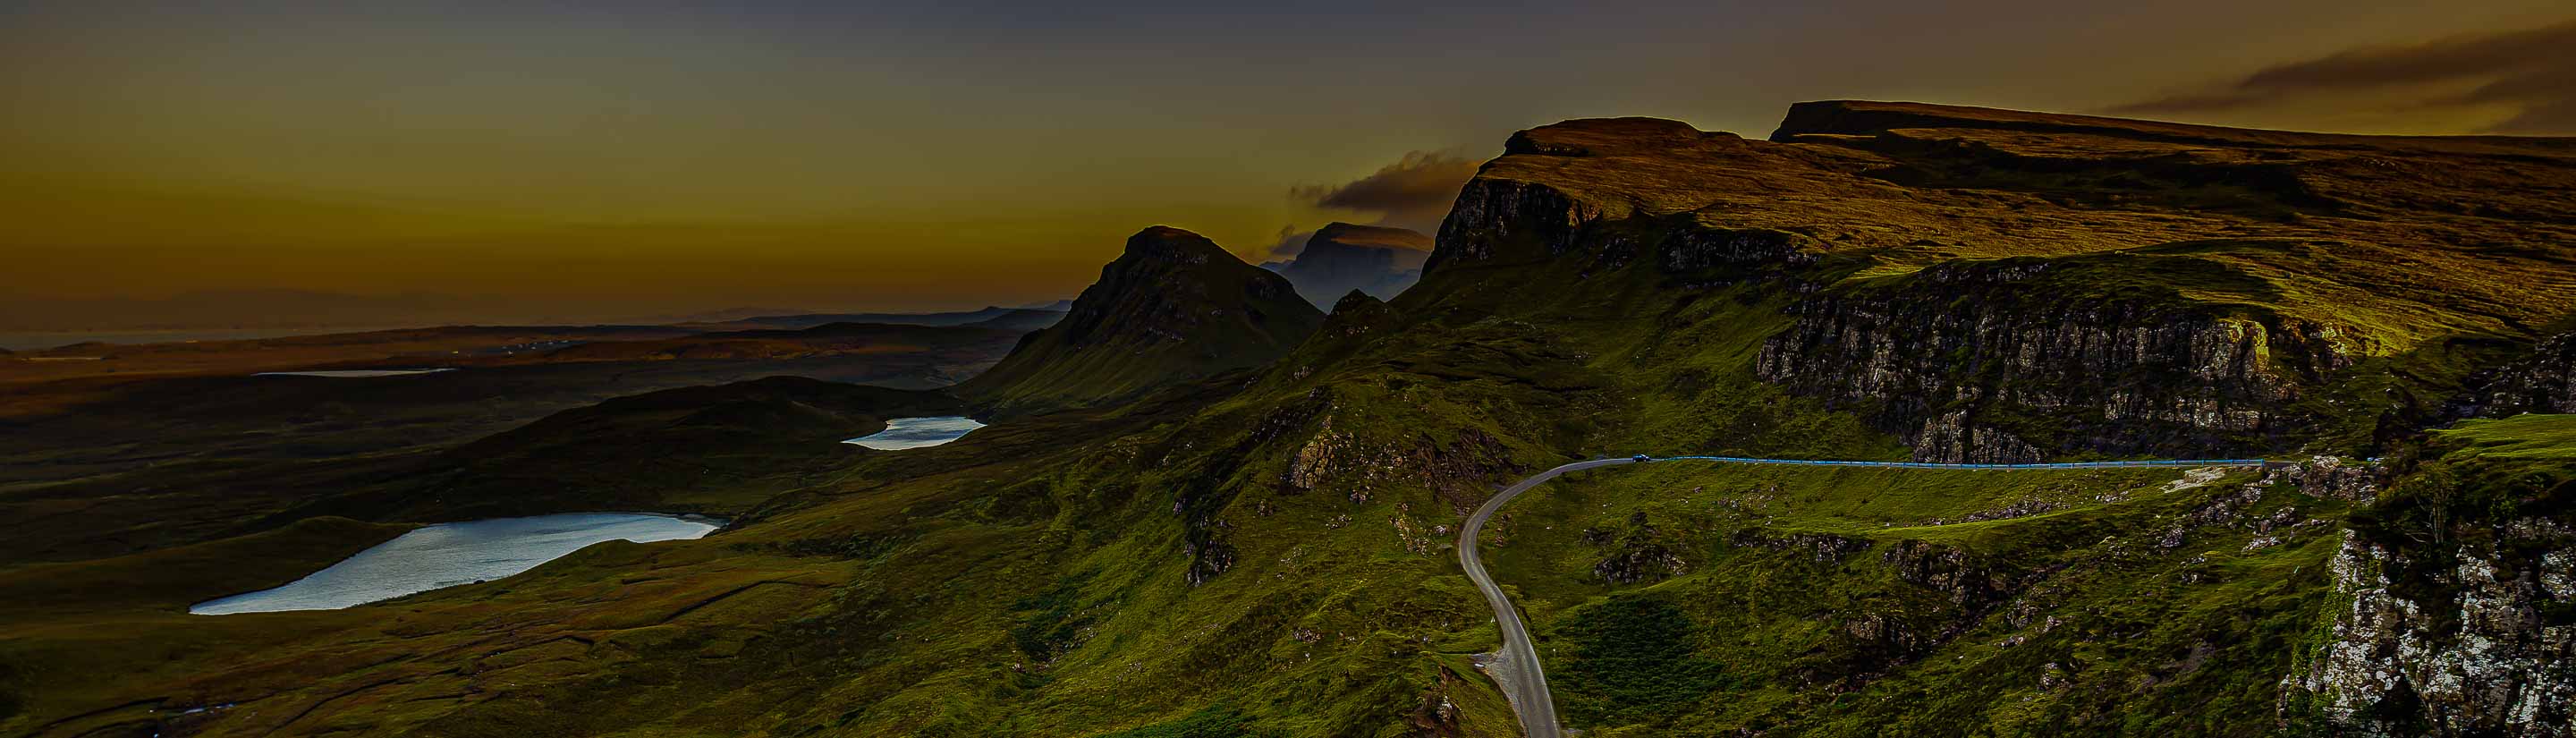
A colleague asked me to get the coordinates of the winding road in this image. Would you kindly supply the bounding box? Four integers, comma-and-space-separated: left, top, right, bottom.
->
1456, 454, 2274, 737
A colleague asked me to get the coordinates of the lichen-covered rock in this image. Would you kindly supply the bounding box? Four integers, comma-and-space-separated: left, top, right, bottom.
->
2282, 523, 2576, 736
2469, 330, 2576, 418
1882, 539, 2023, 610
2269, 455, 2385, 502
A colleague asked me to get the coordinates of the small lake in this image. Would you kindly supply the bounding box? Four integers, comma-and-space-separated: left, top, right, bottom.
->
843, 416, 984, 450
191, 513, 719, 615
255, 369, 454, 377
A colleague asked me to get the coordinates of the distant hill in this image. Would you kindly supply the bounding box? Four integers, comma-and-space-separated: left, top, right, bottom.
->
719, 305, 1066, 331
0, 289, 492, 332
964, 308, 1070, 331
957, 225, 1326, 411
1269, 222, 1433, 309
10, 101, 2573, 738
387, 377, 963, 520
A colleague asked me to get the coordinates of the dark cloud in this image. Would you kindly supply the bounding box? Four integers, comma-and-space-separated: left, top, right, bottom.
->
1289, 150, 1479, 233
2111, 20, 2576, 133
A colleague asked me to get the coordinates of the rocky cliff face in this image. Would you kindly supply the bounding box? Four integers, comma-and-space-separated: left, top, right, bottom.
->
1272, 223, 1433, 309
1383, 104, 2573, 733
959, 226, 1326, 411
2285, 523, 2576, 736
2271, 413, 2576, 735
1413, 102, 2575, 462
1752, 259, 2363, 462
2470, 330, 2576, 418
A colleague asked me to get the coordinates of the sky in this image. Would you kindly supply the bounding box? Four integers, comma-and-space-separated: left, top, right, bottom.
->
4, 0, 2572, 326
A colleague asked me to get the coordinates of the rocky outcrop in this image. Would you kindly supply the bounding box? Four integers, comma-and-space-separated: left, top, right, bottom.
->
1731, 530, 1872, 564
1879, 539, 2047, 620
1586, 512, 1688, 584
1657, 226, 1823, 274
2284, 523, 2576, 736
2470, 330, 2576, 418
1415, 104, 2573, 466
1753, 259, 2362, 462
1272, 223, 1432, 309
959, 226, 1326, 411
1281, 404, 1513, 511
1430, 178, 1613, 270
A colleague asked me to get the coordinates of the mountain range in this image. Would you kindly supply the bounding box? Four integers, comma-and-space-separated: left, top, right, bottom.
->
3, 101, 2573, 738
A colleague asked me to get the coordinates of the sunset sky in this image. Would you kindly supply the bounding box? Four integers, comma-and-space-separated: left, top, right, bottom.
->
5, 1, 2572, 325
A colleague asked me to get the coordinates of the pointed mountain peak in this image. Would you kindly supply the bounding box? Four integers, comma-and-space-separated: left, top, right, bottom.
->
958, 225, 1326, 412
1274, 224, 1431, 308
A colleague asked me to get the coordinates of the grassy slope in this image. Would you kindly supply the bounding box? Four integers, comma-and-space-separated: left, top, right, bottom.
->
0, 235, 2519, 738
4, 105, 2571, 736
1489, 462, 2343, 735
0, 318, 1024, 564
962, 228, 1326, 413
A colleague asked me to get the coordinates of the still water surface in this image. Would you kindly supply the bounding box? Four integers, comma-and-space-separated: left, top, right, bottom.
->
191, 513, 719, 615
843, 416, 984, 450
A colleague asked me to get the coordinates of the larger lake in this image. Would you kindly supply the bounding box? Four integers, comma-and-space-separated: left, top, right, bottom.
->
844, 416, 985, 450
191, 513, 719, 615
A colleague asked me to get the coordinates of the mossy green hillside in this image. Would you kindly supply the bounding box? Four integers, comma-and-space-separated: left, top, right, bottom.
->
1485, 462, 2349, 736
5, 102, 2573, 736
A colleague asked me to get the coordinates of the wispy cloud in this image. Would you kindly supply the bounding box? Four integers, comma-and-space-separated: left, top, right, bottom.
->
2110, 20, 2576, 133
1289, 150, 1479, 233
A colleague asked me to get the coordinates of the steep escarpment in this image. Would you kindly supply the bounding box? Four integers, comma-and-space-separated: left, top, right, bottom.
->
1414, 102, 2576, 462
1754, 250, 2364, 462
1376, 106, 2574, 733
1272, 222, 1433, 309
959, 226, 1326, 412
2284, 414, 2576, 735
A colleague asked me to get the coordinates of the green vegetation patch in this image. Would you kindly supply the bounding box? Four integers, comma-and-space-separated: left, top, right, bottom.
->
1094, 705, 1283, 738
1555, 595, 1733, 725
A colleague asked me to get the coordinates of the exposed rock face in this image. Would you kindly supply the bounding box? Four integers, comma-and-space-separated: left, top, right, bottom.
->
1281, 401, 1513, 510
2470, 330, 2576, 418
2284, 524, 2576, 736
1753, 259, 2360, 462
1272, 223, 1433, 309
959, 226, 1326, 411
1587, 512, 1688, 584
1416, 102, 2574, 462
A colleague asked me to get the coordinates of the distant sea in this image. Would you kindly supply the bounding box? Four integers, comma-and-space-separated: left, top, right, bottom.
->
0, 327, 404, 352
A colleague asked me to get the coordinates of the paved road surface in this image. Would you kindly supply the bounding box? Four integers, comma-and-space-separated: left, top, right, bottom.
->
1458, 457, 1637, 738
1458, 454, 2270, 736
